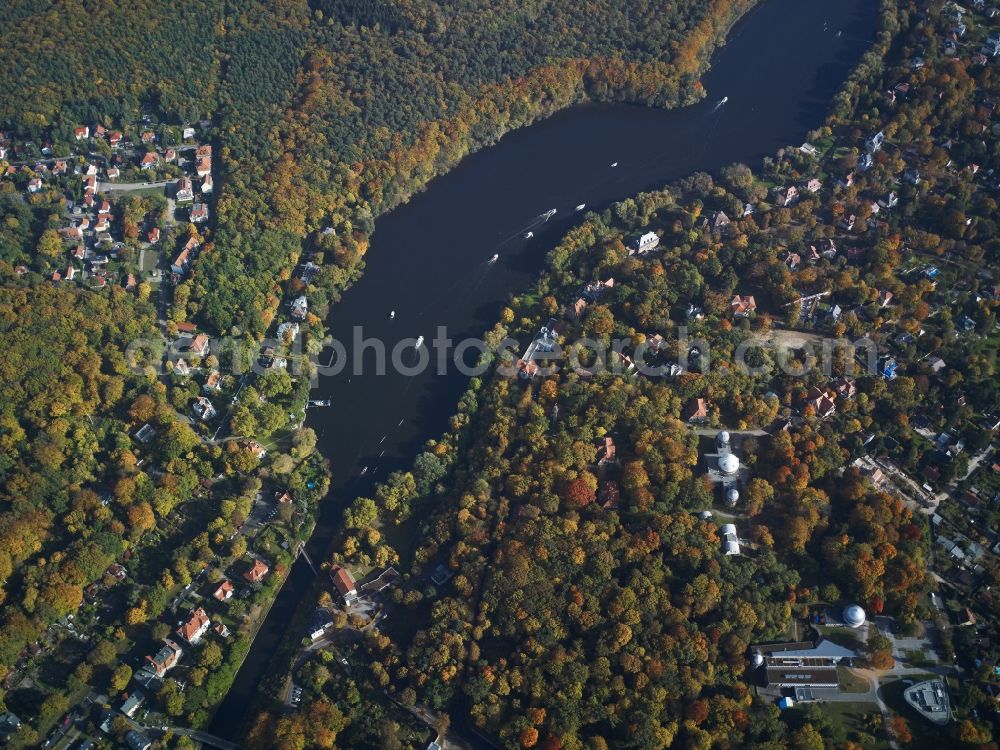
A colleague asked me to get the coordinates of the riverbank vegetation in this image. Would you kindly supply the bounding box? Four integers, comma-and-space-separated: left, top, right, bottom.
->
267, 0, 1000, 747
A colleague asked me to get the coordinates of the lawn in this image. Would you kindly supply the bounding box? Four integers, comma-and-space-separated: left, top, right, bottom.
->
793, 701, 887, 749
838, 666, 871, 694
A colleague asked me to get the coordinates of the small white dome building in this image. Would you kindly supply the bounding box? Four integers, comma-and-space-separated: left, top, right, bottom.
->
752, 651, 764, 668
725, 487, 740, 507
699, 510, 714, 520
844, 604, 866, 628
719, 453, 740, 476
717, 430, 731, 449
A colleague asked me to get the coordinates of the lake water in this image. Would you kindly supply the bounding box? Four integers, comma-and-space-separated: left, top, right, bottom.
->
210, 0, 878, 738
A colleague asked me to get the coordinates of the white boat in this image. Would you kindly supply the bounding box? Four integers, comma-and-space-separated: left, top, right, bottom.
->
488, 253, 499, 263
719, 96, 728, 105
524, 231, 534, 239
575, 203, 586, 211
360, 466, 368, 476
414, 335, 424, 349
610, 162, 618, 167
390, 310, 395, 319
543, 208, 557, 220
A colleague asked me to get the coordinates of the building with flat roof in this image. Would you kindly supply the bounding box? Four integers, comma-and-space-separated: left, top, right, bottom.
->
751, 639, 855, 689
904, 679, 952, 725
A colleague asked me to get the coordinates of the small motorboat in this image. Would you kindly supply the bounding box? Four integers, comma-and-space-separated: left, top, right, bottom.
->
488, 253, 499, 263
543, 208, 557, 220
610, 162, 618, 167
360, 466, 368, 476
389, 310, 395, 319
719, 96, 728, 105
414, 335, 425, 349
524, 231, 534, 239
575, 203, 586, 211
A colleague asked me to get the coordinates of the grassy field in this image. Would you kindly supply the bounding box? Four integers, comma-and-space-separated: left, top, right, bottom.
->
794, 701, 887, 749
838, 666, 871, 694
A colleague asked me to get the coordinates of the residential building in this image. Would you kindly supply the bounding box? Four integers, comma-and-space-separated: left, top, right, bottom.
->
142, 639, 183, 678
213, 580, 235, 602
203, 370, 222, 393
806, 386, 837, 419
120, 691, 146, 717
175, 176, 194, 202
176, 607, 211, 644
684, 397, 709, 423
193, 396, 216, 421
290, 295, 308, 320
125, 730, 152, 750
245, 558, 269, 584
777, 185, 799, 206
731, 294, 757, 318
832, 377, 857, 399
0, 713, 22, 742
629, 231, 659, 254
331, 565, 358, 603
191, 333, 210, 357
597, 436, 617, 465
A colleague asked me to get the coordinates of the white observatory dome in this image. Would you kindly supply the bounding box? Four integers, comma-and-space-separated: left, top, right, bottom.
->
719, 453, 740, 475
726, 487, 740, 506
752, 651, 764, 668
717, 430, 731, 447
844, 604, 866, 628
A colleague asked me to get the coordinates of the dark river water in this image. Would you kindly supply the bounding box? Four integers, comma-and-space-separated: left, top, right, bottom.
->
211, 0, 878, 738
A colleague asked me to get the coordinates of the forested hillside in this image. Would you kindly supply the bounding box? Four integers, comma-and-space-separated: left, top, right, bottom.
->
0, 0, 224, 134
0, 287, 158, 664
